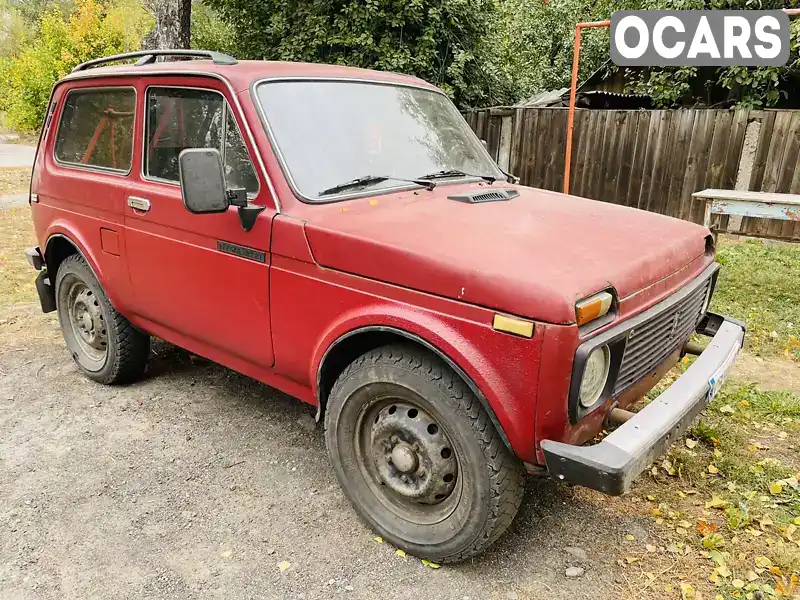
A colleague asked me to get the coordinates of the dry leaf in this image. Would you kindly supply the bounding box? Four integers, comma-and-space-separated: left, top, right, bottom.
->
755, 556, 772, 568
374, 536, 383, 544
421, 559, 441, 569
625, 534, 635, 541
769, 481, 783, 495
646, 544, 657, 552
395, 549, 407, 559
686, 439, 698, 449
278, 561, 291, 572
647, 495, 657, 501
680, 582, 696, 599
697, 521, 718, 536
705, 496, 729, 509
220, 550, 232, 558
708, 464, 720, 474
625, 556, 640, 564
732, 579, 745, 589
719, 405, 735, 414
746, 571, 759, 582
717, 565, 731, 578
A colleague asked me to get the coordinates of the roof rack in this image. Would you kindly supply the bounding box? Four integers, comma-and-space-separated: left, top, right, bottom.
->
71, 49, 238, 73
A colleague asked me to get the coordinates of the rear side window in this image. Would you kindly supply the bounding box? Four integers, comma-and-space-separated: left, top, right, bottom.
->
145, 87, 258, 194
55, 88, 135, 172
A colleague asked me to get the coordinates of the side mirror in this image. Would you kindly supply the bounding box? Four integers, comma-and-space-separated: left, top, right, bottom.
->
178, 148, 229, 214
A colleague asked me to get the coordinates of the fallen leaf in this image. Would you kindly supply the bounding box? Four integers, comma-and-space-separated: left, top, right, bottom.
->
678, 520, 692, 528
769, 482, 783, 495
646, 544, 657, 552
720, 405, 735, 414
625, 534, 635, 541
709, 570, 720, 584
708, 549, 726, 566
759, 516, 774, 530
794, 517, 800, 526
746, 571, 759, 582
717, 565, 731, 578
680, 582, 696, 599
706, 496, 729, 509
755, 556, 772, 568
647, 495, 657, 501
374, 536, 383, 544
395, 549, 406, 559
220, 550, 232, 558
652, 508, 662, 516
421, 559, 441, 569
686, 439, 698, 449
625, 556, 640, 564
769, 566, 782, 576
278, 561, 291, 572
778, 431, 788, 439
708, 464, 720, 474
732, 579, 745, 589
785, 524, 796, 541
714, 449, 722, 459
697, 521, 718, 536
663, 459, 677, 476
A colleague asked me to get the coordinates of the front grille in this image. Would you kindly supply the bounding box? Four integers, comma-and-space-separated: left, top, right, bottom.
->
613, 277, 712, 395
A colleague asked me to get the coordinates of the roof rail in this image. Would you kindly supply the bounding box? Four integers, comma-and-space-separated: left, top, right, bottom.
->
71, 49, 238, 73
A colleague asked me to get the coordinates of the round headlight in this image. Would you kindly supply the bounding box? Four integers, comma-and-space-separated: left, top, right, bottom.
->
579, 345, 611, 408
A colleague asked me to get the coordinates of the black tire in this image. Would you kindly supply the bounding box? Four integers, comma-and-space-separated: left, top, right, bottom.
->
324, 344, 525, 563
55, 254, 149, 384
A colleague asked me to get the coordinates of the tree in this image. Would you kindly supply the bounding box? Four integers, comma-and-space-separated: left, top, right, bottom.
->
204, 0, 516, 108
142, 0, 192, 49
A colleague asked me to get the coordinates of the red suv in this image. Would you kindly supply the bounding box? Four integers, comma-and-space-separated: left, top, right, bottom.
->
25, 50, 745, 563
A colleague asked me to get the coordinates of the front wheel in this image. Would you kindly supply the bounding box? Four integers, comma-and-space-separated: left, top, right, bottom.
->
55, 254, 150, 384
324, 344, 525, 563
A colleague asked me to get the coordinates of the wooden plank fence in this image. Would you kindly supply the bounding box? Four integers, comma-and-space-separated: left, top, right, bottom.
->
463, 107, 800, 241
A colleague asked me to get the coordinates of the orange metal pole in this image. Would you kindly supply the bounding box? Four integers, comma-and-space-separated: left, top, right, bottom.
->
563, 20, 610, 195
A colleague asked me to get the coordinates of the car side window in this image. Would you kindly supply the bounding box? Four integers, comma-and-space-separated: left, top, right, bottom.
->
145, 87, 259, 194
55, 88, 135, 172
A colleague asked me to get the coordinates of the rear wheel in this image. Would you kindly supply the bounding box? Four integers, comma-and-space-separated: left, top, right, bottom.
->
55, 254, 149, 384
324, 344, 525, 563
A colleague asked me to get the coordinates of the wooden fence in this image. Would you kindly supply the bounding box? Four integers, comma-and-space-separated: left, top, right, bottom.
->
464, 107, 800, 240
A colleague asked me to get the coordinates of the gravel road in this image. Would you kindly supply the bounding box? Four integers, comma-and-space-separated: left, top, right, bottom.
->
0, 310, 650, 600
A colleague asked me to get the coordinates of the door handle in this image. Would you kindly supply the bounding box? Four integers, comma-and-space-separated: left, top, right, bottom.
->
128, 196, 151, 212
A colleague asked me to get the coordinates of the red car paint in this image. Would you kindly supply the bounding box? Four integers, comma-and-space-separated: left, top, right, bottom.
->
29, 60, 714, 466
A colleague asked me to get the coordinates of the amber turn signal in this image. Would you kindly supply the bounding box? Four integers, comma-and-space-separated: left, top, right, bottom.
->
492, 314, 535, 338
575, 291, 613, 326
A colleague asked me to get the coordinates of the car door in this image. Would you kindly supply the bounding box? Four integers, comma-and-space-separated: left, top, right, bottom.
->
124, 81, 275, 368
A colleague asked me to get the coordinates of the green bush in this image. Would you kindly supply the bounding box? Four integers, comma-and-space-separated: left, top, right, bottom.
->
0, 0, 151, 132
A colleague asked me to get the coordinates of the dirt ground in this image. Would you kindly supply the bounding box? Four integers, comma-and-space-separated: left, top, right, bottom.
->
0, 308, 661, 600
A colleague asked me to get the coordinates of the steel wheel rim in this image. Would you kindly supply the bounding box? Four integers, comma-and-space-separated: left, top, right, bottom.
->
355, 395, 462, 526
65, 278, 107, 362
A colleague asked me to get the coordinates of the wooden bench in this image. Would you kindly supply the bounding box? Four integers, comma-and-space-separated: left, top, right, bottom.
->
692, 189, 800, 241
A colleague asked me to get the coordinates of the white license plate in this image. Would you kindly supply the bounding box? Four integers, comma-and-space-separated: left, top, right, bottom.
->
707, 343, 740, 401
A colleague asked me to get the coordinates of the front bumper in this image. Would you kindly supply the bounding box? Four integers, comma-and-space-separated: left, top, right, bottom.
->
541, 313, 745, 495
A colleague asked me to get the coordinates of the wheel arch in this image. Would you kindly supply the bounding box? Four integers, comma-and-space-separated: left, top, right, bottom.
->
315, 325, 513, 452
43, 231, 121, 309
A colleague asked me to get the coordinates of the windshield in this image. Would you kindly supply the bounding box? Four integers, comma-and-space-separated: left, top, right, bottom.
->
255, 80, 504, 201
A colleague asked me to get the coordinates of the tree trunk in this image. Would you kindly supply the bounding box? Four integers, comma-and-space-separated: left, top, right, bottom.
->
142, 0, 192, 50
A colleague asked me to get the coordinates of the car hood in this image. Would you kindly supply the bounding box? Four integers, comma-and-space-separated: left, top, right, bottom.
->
302, 183, 711, 324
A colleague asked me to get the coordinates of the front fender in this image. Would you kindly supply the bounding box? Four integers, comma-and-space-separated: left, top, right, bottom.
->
310, 303, 544, 462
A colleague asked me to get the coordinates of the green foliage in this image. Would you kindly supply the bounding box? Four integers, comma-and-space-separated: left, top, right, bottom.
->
712, 238, 800, 360
204, 0, 516, 108
191, 1, 238, 56
0, 0, 151, 132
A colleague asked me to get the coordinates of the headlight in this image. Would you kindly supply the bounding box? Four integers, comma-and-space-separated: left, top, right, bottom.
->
579, 345, 611, 407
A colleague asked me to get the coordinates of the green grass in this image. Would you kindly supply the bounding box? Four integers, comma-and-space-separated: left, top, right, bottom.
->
712, 237, 800, 361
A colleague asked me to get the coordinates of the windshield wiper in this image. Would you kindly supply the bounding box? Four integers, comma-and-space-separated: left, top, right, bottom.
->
418, 169, 498, 184
319, 175, 435, 197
